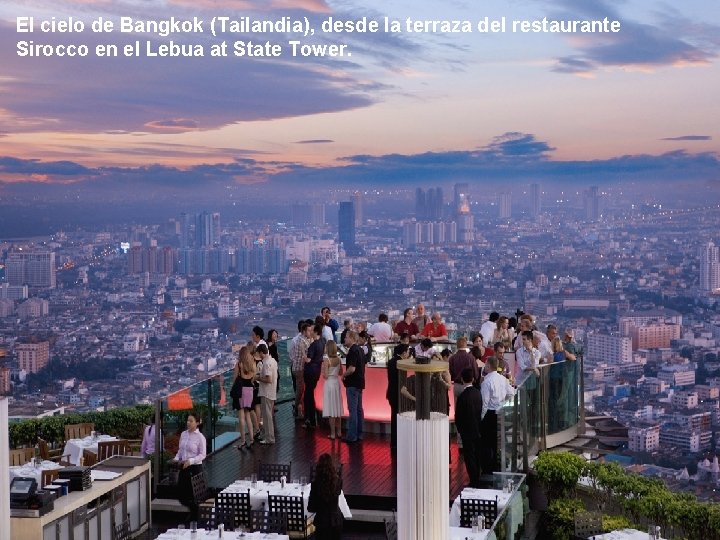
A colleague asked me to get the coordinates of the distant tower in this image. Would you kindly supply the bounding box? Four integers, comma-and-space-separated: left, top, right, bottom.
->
454, 183, 470, 215
211, 212, 221, 244
195, 212, 214, 247
6, 251, 56, 289
415, 188, 427, 220
352, 191, 363, 227
310, 203, 326, 226
428, 187, 443, 220
530, 183, 541, 218
584, 186, 601, 221
700, 241, 720, 292
179, 212, 191, 248
338, 202, 356, 253
499, 192, 512, 219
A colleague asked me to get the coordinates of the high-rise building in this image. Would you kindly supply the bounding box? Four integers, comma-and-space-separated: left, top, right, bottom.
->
530, 183, 541, 218
584, 185, 601, 221
338, 201, 356, 253
292, 204, 326, 227
179, 212, 191, 248
218, 298, 240, 318
415, 188, 443, 221
211, 212, 221, 244
5, 251, 56, 289
457, 213, 474, 244
16, 341, 50, 374
195, 211, 214, 247
699, 241, 720, 292
499, 192, 512, 219
352, 191, 364, 226
454, 183, 470, 215
629, 324, 681, 350
587, 333, 632, 364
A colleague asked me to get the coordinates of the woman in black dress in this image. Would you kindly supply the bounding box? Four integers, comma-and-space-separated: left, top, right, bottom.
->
307, 453, 343, 540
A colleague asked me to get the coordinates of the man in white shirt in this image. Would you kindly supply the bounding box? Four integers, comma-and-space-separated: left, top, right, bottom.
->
368, 313, 393, 342
256, 344, 278, 444
414, 338, 437, 359
480, 312, 499, 345
515, 331, 541, 376
480, 356, 516, 473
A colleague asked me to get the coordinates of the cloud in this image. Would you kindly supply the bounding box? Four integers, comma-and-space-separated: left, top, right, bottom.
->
547, 0, 718, 74
0, 19, 377, 134
295, 139, 334, 144
661, 135, 712, 141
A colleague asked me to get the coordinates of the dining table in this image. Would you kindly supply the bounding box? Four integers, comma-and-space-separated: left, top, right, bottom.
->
449, 486, 523, 538
448, 525, 498, 540
9, 459, 63, 487
155, 530, 289, 539
62, 434, 118, 466
593, 529, 667, 540
220, 479, 352, 519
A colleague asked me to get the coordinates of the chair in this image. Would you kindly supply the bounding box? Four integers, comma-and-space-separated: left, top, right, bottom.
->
259, 461, 292, 483
384, 515, 398, 540
9, 448, 35, 466
38, 437, 72, 466
65, 423, 94, 441
198, 502, 218, 530
113, 514, 131, 540
41, 469, 61, 488
268, 494, 314, 539
572, 511, 603, 540
81, 449, 98, 467
190, 469, 214, 507
250, 509, 288, 534
97, 440, 130, 461
215, 490, 251, 531
459, 496, 498, 529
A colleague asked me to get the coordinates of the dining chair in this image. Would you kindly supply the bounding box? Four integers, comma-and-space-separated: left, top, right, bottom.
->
41, 469, 61, 488
268, 494, 314, 539
81, 448, 98, 467
38, 437, 72, 466
97, 439, 130, 461
250, 509, 288, 534
459, 495, 498, 529
9, 447, 35, 466
258, 461, 292, 483
65, 422, 94, 441
215, 490, 251, 531
112, 514, 131, 540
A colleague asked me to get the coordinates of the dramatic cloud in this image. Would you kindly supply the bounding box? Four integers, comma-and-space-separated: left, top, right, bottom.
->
547, 0, 718, 74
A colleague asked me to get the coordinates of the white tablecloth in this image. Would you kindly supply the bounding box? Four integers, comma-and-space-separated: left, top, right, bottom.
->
449, 487, 523, 540
62, 434, 118, 466
594, 529, 666, 540
9, 460, 63, 486
221, 480, 352, 519
449, 526, 497, 540
156, 530, 288, 539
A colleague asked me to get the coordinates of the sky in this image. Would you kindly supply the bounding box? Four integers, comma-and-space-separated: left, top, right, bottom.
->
0, 0, 718, 195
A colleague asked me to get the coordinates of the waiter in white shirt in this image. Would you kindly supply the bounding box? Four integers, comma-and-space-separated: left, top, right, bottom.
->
480, 356, 516, 474
173, 411, 207, 522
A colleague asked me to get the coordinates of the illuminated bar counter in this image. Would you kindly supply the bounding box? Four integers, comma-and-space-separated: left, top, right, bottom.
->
314, 342, 456, 426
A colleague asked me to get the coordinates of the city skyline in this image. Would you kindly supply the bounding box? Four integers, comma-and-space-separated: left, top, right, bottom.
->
0, 0, 717, 199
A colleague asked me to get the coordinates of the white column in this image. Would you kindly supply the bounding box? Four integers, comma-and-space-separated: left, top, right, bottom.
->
397, 411, 449, 540
1, 397, 11, 540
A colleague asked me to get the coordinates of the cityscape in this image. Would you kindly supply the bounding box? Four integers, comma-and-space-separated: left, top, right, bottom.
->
1, 180, 719, 501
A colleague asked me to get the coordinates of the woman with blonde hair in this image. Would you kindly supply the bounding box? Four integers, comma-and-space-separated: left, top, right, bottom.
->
232, 345, 259, 449
322, 340, 344, 439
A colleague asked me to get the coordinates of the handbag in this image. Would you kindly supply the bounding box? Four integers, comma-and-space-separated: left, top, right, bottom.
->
229, 377, 242, 399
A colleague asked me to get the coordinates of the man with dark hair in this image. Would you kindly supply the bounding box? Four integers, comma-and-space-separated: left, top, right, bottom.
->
321, 306, 339, 334
449, 336, 478, 449
395, 308, 419, 339
289, 321, 312, 420
454, 367, 483, 487
368, 313, 393, 342
303, 323, 326, 428
340, 319, 352, 346
251, 325, 267, 349
342, 331, 365, 443
386, 343, 410, 455
480, 356, 515, 473
480, 312, 500, 345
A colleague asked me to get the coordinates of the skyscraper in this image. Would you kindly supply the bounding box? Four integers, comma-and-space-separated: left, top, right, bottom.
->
195, 211, 214, 247
700, 241, 720, 292
454, 183, 470, 215
352, 191, 364, 227
338, 201, 356, 253
499, 192, 512, 219
179, 212, 191, 248
584, 185, 601, 221
530, 183, 541, 218
415, 187, 443, 220
5, 252, 56, 289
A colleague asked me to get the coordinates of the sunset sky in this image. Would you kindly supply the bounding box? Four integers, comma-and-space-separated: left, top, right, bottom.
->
0, 0, 718, 190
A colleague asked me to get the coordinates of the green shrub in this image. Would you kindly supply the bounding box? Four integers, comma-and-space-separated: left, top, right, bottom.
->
534, 451, 586, 499
545, 498, 585, 540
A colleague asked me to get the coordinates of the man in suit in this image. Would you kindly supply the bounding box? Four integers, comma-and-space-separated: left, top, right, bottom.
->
454, 367, 483, 487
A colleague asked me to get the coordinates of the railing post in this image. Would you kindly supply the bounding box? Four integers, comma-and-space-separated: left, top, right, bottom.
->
206, 376, 215, 454
153, 399, 162, 495
578, 349, 586, 436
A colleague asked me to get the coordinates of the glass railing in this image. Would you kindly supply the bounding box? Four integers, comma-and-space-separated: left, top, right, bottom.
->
153, 339, 296, 490
499, 355, 581, 473
486, 472, 527, 540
